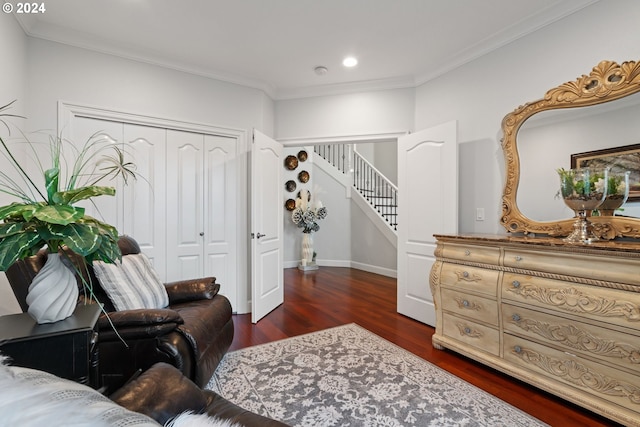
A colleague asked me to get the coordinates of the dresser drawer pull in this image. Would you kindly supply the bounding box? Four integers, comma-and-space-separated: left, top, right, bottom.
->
463, 271, 469, 278
512, 280, 520, 288
462, 300, 470, 307
514, 345, 522, 354
512, 314, 521, 322
464, 327, 472, 334
514, 256, 522, 262
464, 250, 471, 256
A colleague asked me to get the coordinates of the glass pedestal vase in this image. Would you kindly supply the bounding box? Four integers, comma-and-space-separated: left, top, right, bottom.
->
558, 167, 607, 244
597, 170, 630, 216
298, 233, 318, 271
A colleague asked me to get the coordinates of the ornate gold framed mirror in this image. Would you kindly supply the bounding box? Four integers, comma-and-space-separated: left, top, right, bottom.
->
500, 60, 640, 239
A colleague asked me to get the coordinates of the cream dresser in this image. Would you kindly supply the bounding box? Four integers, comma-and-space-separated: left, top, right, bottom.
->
431, 234, 640, 426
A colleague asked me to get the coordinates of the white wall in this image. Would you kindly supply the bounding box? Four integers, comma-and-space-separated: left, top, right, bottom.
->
0, 15, 26, 113
276, 88, 415, 139
312, 164, 352, 265
276, 88, 412, 270
415, 0, 640, 235
26, 38, 273, 136
458, 139, 502, 234
0, 13, 28, 315
282, 147, 352, 268
350, 197, 397, 275
356, 141, 398, 185
374, 141, 398, 185
282, 146, 314, 266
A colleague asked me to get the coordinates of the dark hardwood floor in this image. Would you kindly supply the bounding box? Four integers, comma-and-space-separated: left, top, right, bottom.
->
231, 267, 622, 427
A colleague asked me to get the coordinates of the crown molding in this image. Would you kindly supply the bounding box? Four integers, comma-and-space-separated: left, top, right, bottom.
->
273, 76, 417, 100
415, 0, 600, 86
12, 0, 599, 102
13, 14, 278, 98
277, 132, 407, 147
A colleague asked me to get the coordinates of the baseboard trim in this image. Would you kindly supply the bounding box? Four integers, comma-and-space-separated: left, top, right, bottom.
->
349, 261, 397, 278
284, 259, 397, 278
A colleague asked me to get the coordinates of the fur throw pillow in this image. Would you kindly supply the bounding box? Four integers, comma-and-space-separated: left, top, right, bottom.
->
166, 412, 243, 427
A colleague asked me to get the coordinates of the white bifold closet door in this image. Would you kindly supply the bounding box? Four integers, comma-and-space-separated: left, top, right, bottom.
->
165, 130, 237, 296
68, 117, 237, 309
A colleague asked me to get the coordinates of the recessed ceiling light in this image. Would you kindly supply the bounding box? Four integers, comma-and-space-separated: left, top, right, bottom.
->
343, 57, 358, 67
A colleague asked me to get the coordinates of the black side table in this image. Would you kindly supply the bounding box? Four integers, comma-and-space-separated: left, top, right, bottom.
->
0, 303, 101, 388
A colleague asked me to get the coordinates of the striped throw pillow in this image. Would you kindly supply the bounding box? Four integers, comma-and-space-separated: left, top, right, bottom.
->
93, 253, 169, 311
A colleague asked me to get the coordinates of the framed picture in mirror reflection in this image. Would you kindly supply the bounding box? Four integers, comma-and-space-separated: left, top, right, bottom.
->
571, 143, 640, 202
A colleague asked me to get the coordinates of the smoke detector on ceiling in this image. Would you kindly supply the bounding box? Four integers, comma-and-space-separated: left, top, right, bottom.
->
314, 66, 328, 76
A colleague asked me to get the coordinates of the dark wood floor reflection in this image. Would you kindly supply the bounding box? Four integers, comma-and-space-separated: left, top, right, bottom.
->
231, 267, 621, 427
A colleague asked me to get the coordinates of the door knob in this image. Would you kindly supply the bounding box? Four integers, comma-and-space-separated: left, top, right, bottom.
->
256, 233, 266, 239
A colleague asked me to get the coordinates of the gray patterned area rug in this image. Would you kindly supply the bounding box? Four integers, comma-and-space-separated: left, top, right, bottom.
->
206, 323, 547, 427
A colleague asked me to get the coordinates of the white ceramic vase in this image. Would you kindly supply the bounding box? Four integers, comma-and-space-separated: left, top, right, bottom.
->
301, 233, 314, 265
26, 253, 78, 324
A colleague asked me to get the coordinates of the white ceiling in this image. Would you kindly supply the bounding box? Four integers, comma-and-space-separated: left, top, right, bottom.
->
14, 0, 597, 99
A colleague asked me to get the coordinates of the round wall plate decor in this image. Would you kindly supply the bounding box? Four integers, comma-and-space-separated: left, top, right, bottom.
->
285, 199, 296, 211
285, 180, 296, 192
297, 150, 308, 162
285, 155, 298, 170
298, 170, 310, 183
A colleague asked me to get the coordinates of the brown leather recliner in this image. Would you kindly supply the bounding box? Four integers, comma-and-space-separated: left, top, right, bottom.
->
110, 362, 289, 426
5, 235, 234, 392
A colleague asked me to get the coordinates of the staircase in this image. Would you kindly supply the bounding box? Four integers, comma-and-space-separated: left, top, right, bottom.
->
314, 144, 398, 232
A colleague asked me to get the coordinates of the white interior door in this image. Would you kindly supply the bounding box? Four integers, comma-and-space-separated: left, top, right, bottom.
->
251, 130, 283, 323
68, 118, 167, 274
397, 121, 457, 326
166, 130, 205, 282
122, 124, 167, 275
202, 134, 238, 310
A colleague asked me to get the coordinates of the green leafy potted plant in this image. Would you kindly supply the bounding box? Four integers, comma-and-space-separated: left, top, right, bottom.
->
0, 100, 136, 323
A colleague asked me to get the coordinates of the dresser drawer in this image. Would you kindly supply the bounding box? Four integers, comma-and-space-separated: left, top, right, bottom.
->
503, 248, 640, 286
440, 263, 499, 297
442, 313, 499, 356
441, 288, 498, 326
440, 243, 500, 265
503, 304, 640, 375
503, 334, 640, 416
502, 272, 640, 331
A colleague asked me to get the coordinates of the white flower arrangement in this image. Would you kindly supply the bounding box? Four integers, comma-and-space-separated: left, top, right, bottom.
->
291, 188, 327, 233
